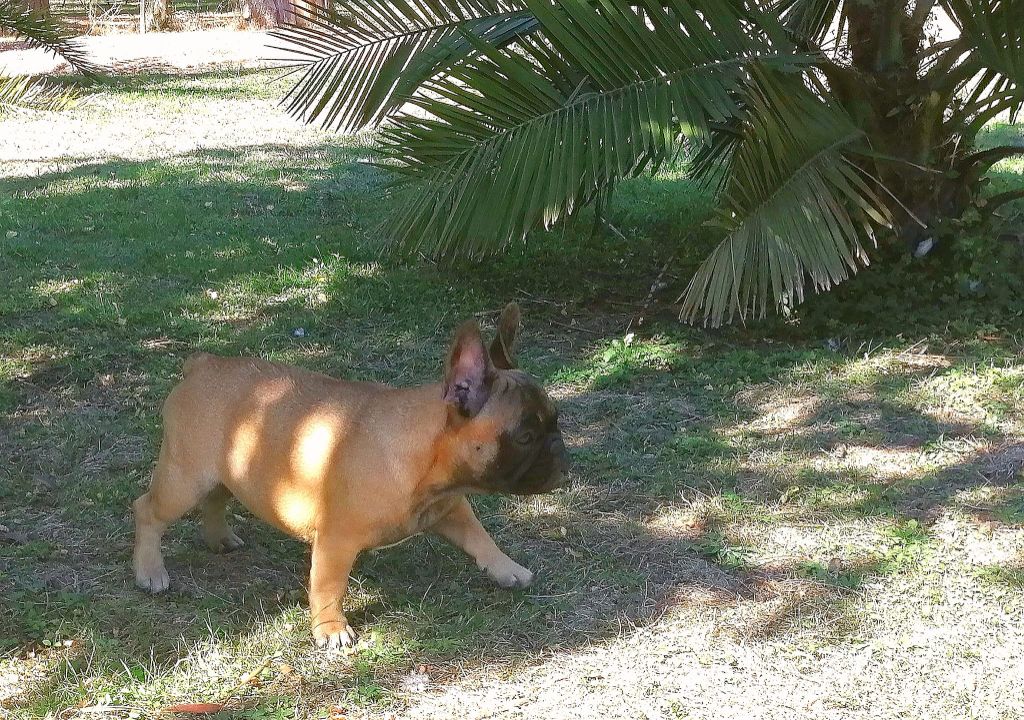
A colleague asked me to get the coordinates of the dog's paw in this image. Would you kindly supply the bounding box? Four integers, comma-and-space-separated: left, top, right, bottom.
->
314, 622, 358, 651
135, 563, 170, 594
206, 530, 245, 553
221, 532, 245, 551
484, 558, 534, 589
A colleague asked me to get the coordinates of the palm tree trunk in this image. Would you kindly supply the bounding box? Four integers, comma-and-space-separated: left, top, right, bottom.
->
25, 0, 49, 15
840, 1, 964, 245
242, 0, 293, 27
291, 0, 326, 25
243, 0, 326, 27
150, 0, 173, 29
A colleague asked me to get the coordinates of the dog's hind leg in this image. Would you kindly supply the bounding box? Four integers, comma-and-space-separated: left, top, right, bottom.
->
132, 448, 212, 593
200, 484, 244, 553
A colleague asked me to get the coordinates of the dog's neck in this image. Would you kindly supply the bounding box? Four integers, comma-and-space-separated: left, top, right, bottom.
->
395, 383, 498, 500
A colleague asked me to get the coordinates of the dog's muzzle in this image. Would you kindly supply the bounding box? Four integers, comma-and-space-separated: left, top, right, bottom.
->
544, 435, 570, 490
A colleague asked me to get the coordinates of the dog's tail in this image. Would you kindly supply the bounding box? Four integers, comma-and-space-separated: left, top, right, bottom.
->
183, 352, 215, 377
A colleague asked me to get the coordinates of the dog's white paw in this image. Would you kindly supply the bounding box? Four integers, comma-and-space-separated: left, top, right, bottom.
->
135, 563, 170, 594
314, 622, 358, 651
485, 559, 534, 589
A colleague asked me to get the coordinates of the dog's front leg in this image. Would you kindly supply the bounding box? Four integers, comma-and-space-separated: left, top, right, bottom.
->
309, 536, 360, 649
431, 497, 533, 588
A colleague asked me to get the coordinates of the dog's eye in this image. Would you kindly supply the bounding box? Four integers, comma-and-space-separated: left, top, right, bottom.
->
516, 430, 537, 446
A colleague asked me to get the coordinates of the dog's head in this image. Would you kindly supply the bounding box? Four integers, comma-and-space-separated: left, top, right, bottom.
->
442, 303, 569, 495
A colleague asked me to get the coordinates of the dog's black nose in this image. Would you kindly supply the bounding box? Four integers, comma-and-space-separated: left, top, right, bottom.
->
547, 434, 569, 473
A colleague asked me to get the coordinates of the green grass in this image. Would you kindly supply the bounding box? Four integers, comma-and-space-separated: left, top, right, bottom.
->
2, 67, 1024, 719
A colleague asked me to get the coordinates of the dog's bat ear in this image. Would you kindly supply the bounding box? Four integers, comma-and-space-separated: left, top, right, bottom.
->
489, 302, 521, 370
444, 320, 493, 416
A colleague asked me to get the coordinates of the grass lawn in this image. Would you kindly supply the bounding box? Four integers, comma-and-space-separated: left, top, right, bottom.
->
1, 57, 1023, 720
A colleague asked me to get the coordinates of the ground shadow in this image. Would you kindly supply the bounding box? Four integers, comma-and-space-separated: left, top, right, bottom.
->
7, 329, 1020, 713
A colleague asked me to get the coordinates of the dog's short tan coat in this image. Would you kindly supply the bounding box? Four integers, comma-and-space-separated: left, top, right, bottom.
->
132, 304, 567, 648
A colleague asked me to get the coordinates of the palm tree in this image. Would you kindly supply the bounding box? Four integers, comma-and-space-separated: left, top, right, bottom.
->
150, 0, 174, 30
1, 0, 99, 113
273, 0, 1023, 326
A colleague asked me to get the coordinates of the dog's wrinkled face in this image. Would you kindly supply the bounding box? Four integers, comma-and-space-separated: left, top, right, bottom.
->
481, 370, 568, 494
443, 304, 569, 495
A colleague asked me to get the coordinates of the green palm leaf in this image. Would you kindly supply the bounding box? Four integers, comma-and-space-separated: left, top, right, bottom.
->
944, 0, 1024, 86
680, 66, 891, 327
690, 121, 741, 195
270, 0, 536, 132
0, 0, 99, 114
376, 0, 812, 258
933, 0, 1023, 125
0, 73, 80, 113
772, 0, 846, 45
0, 0, 100, 77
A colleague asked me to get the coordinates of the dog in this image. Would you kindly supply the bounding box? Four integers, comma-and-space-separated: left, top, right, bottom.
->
132, 303, 569, 649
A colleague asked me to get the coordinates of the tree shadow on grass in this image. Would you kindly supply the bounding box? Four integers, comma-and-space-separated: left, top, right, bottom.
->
3, 342, 1021, 714
41, 67, 284, 99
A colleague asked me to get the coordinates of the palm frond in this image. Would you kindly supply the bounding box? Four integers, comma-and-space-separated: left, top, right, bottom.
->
690, 121, 741, 195
270, 0, 535, 132
0, 0, 100, 77
0, 72, 80, 113
680, 66, 891, 327
935, 0, 1023, 119
375, 0, 812, 259
772, 0, 846, 46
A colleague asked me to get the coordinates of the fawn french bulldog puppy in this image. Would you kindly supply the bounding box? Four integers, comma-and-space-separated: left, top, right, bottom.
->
132, 304, 568, 648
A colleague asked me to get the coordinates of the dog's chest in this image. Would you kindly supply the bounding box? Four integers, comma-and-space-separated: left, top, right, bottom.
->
374, 495, 461, 548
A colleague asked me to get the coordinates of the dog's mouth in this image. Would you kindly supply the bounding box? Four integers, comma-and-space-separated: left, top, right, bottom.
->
508, 467, 568, 495
539, 469, 569, 492
494, 440, 570, 495
543, 449, 571, 491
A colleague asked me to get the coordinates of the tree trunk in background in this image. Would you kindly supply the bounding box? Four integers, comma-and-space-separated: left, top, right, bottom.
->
291, 0, 326, 25
827, 2, 967, 249
243, 0, 324, 28
26, 0, 50, 15
242, 0, 291, 28
150, 0, 173, 29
